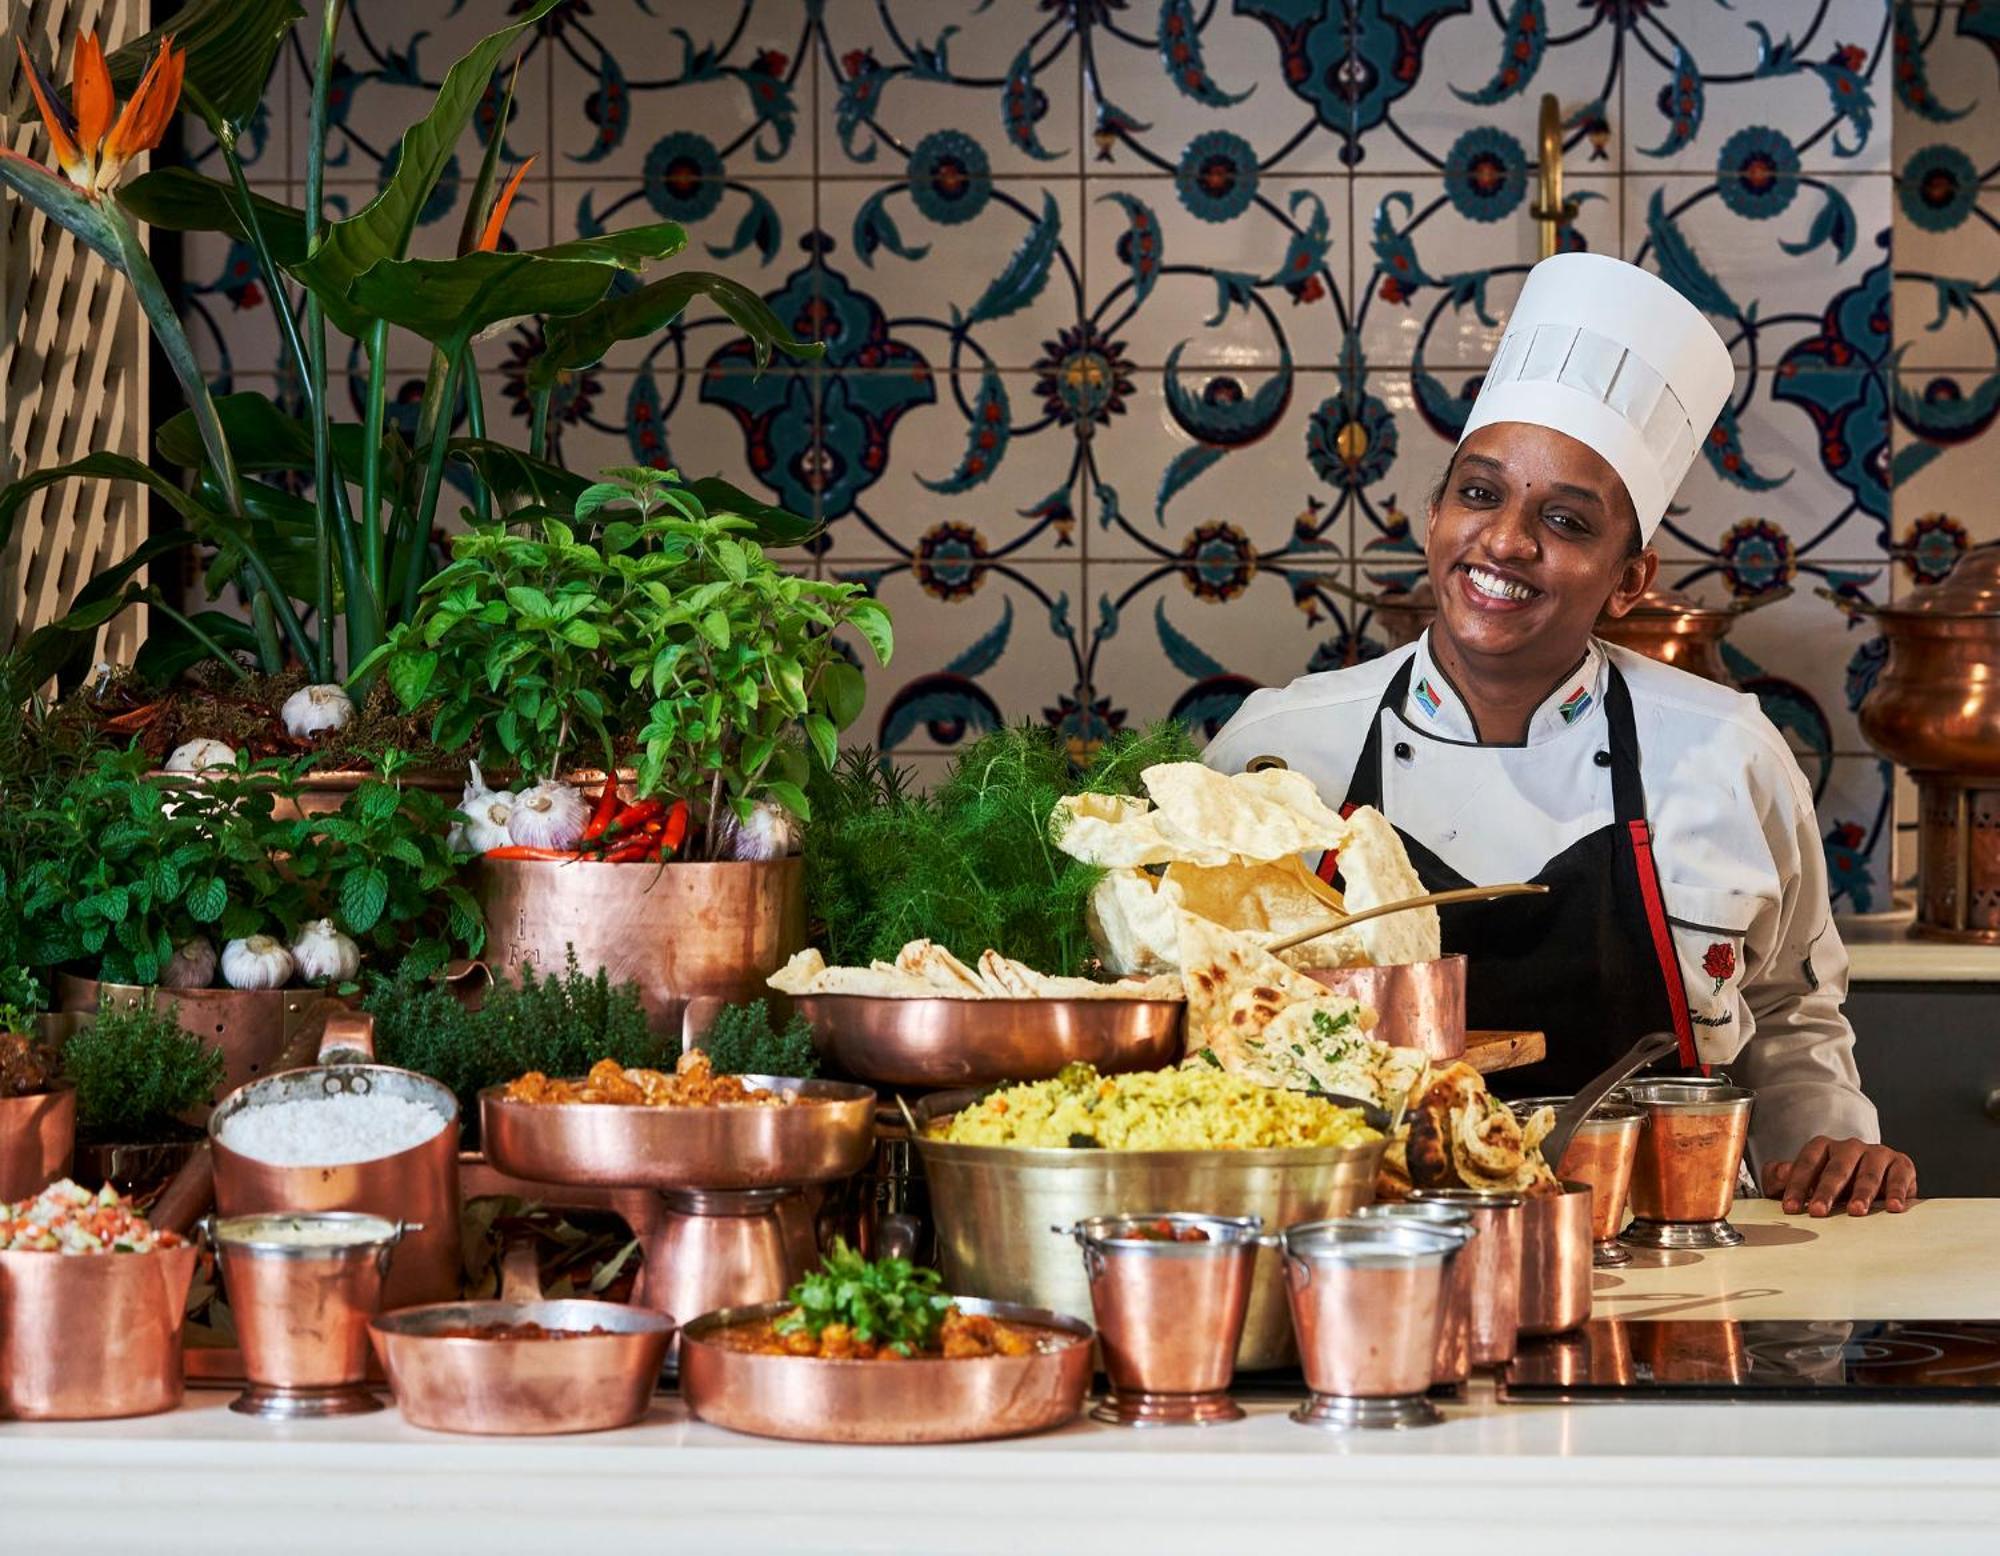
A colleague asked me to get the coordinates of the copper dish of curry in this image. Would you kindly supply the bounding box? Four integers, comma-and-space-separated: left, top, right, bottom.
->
500, 1053, 794, 1108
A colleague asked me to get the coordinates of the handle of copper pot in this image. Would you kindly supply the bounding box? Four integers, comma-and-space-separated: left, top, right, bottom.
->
1726, 584, 1793, 615
317, 1010, 376, 1065
497, 1241, 544, 1304
379, 1220, 424, 1277
1539, 1029, 1681, 1172
146, 1140, 215, 1237
1283, 1246, 1312, 1291
1812, 585, 1877, 616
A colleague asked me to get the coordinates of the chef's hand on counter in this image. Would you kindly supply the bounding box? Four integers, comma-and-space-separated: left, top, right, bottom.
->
1764, 1138, 1917, 1217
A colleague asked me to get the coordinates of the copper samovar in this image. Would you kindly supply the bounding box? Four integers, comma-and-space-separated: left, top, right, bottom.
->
1856, 543, 2000, 943
1354, 579, 1780, 686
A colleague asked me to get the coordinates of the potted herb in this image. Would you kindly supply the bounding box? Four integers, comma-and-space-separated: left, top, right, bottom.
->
61, 1000, 225, 1196
363, 468, 892, 1037
0, 971, 75, 1201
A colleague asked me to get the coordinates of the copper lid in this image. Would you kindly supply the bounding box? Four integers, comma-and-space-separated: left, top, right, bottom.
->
1883, 540, 2000, 619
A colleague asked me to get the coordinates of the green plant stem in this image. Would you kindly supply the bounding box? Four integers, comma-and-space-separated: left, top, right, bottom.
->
530, 385, 552, 463
405, 349, 467, 622
359, 320, 391, 624
463, 366, 491, 523
140, 589, 252, 682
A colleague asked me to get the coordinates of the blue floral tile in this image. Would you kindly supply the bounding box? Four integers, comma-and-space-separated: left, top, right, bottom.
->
1077, 175, 1350, 370
1891, 156, 2000, 369
826, 560, 1087, 757
811, 370, 1086, 565
1082, 3, 1351, 177
1345, 3, 1621, 176
546, 0, 812, 180
1892, 369, 2000, 554
1089, 368, 1369, 565
1624, 174, 1892, 375
1087, 560, 1369, 742
815, 174, 1084, 373
180, 228, 291, 384
284, 1, 553, 186
1624, 0, 1892, 176
1353, 172, 1619, 371
1891, 5, 2000, 188
815, 0, 1083, 178
1815, 755, 1898, 916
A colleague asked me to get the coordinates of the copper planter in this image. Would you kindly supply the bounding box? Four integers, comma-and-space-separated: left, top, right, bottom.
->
0, 1244, 198, 1419
56, 975, 344, 1101
477, 855, 807, 1042
1855, 544, 2000, 941
0, 1085, 75, 1202
1306, 955, 1467, 1061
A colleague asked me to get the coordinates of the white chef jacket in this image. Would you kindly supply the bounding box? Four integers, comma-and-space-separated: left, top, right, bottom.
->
1204, 630, 1880, 1169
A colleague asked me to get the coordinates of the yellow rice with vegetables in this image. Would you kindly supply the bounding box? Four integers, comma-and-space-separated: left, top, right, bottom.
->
931, 1063, 1379, 1151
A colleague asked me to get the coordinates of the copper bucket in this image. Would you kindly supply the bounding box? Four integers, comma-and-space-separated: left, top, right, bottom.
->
1065, 1212, 1261, 1426
1305, 955, 1466, 1061
0, 1085, 76, 1202
0, 1244, 197, 1419
1619, 1080, 1754, 1250
1280, 1219, 1463, 1430
55, 975, 344, 1101
206, 1212, 414, 1417
1408, 1186, 1523, 1367
209, 1015, 462, 1308
1514, 1095, 1643, 1266
1517, 1181, 1593, 1336
1354, 1200, 1476, 1386
478, 855, 807, 1042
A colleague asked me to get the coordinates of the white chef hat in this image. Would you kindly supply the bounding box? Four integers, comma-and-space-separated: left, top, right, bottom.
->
1458, 253, 1734, 543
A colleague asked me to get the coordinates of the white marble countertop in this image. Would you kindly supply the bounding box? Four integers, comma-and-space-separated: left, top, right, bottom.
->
4, 1201, 1997, 1555
1838, 906, 2000, 983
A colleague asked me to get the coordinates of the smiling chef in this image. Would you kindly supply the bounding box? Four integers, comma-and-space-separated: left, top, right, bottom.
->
1205, 252, 1915, 1219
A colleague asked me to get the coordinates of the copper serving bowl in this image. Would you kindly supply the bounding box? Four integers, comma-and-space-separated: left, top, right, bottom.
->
0, 1084, 75, 1202
370, 1246, 674, 1435
793, 994, 1185, 1089
678, 1296, 1093, 1444
0, 1243, 198, 1420
1304, 955, 1466, 1061
479, 1076, 877, 1192
1619, 1079, 1754, 1250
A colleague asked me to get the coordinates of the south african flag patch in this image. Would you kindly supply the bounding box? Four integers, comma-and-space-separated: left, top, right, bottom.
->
1558, 686, 1593, 724
1414, 678, 1442, 719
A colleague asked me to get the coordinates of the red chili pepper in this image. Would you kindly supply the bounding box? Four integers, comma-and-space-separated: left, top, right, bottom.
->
581, 773, 621, 841
482, 846, 583, 862
661, 798, 689, 857
603, 836, 653, 863
644, 838, 664, 862
608, 798, 666, 832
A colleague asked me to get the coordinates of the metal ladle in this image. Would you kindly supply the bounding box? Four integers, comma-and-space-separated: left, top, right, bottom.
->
1535, 1030, 1680, 1172
1263, 883, 1549, 955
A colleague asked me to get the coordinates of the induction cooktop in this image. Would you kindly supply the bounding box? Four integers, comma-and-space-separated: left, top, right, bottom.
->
1503, 1319, 2000, 1403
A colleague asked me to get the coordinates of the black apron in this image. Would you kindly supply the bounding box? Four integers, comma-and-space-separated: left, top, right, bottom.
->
1327, 656, 1700, 1095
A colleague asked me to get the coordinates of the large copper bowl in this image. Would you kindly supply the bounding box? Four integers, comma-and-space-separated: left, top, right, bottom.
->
793, 995, 1184, 1089
1305, 955, 1466, 1061
0, 1244, 198, 1419
0, 1084, 75, 1202
679, 1297, 1093, 1444
912, 1090, 1385, 1371
479, 1077, 876, 1191
478, 855, 806, 1041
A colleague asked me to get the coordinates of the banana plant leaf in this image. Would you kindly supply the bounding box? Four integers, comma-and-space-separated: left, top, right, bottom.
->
109, 0, 304, 138
346, 225, 689, 353
12, 530, 197, 693
0, 453, 222, 552
159, 393, 415, 494
119, 169, 309, 266
293, 0, 564, 338
686, 477, 821, 547
447, 441, 590, 510
530, 269, 822, 390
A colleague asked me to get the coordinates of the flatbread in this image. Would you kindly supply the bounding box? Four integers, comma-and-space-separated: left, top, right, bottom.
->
1324, 805, 1439, 967
895, 939, 989, 996
1401, 1063, 1558, 1196
768, 951, 934, 999
770, 942, 1183, 1000
767, 948, 828, 995
1085, 868, 1185, 975
1050, 793, 1205, 868
1142, 763, 1351, 863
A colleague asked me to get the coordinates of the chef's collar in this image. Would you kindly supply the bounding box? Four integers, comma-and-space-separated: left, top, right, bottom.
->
1404, 632, 1607, 747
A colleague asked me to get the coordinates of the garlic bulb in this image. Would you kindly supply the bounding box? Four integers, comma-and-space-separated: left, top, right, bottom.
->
291, 918, 361, 985
281, 683, 355, 739
448, 762, 515, 853
507, 779, 588, 850
718, 800, 801, 862
161, 936, 218, 990
221, 935, 294, 990
165, 738, 238, 774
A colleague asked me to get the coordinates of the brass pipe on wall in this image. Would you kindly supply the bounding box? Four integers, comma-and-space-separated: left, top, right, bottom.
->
1532, 93, 1578, 261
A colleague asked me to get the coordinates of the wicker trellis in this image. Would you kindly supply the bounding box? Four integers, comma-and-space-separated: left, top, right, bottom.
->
1, 0, 149, 660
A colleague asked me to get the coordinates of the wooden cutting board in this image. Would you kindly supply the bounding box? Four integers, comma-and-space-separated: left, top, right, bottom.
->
1463, 1030, 1544, 1073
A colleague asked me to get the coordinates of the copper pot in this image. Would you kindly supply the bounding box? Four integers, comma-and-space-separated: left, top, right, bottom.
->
1305, 955, 1466, 1061
1517, 1180, 1593, 1336
1407, 1186, 1523, 1367
1620, 1079, 1754, 1250
1856, 543, 2000, 940
208, 1015, 462, 1308
0, 1084, 75, 1202
0, 1244, 197, 1419
1513, 1095, 1643, 1265
56, 975, 345, 1101
1354, 1200, 1475, 1385
478, 855, 806, 1042
280, 767, 459, 822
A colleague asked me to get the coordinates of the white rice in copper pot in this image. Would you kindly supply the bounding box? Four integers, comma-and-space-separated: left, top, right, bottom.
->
219, 1094, 448, 1166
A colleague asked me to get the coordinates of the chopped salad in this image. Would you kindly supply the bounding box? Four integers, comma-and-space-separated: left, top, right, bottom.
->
0, 1180, 183, 1254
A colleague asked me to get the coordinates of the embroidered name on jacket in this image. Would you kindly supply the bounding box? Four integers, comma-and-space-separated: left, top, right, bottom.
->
1414, 677, 1443, 719
1558, 686, 1593, 724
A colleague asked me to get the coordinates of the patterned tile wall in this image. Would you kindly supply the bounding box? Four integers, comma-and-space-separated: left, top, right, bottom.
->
181, 1, 2000, 917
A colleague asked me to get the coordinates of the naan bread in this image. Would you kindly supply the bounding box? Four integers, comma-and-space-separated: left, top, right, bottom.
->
895, 939, 989, 996
1142, 763, 1351, 864
767, 948, 827, 995
770, 941, 1182, 1000
1401, 1062, 1558, 1196
767, 950, 933, 998
1324, 805, 1440, 967
1086, 868, 1185, 976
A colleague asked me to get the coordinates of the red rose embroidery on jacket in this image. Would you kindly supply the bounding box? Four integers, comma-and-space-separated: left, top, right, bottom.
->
1701, 941, 1736, 990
